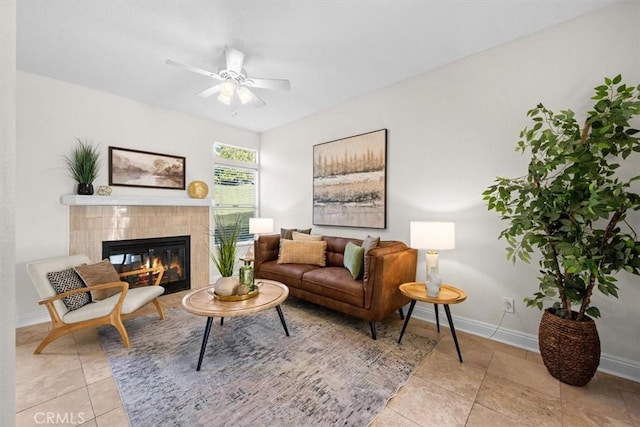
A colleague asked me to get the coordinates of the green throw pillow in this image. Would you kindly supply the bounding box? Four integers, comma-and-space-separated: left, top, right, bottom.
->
344, 242, 365, 279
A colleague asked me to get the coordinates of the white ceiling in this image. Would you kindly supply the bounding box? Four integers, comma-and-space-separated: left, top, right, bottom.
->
17, 1, 618, 133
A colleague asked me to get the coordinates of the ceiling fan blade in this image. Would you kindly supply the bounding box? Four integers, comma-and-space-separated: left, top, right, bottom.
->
195, 83, 223, 98
244, 89, 266, 108
224, 46, 245, 74
165, 59, 223, 80
246, 78, 291, 91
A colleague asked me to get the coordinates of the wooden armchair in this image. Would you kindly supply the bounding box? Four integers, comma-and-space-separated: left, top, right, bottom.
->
27, 254, 166, 354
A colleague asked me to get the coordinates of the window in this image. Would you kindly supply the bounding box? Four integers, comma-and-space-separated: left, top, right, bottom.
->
213, 142, 258, 243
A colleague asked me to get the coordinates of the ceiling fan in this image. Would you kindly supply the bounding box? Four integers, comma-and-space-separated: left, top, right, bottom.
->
166, 46, 290, 113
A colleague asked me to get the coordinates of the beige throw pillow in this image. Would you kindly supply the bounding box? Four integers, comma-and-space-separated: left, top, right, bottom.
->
278, 240, 327, 266
291, 231, 323, 241
74, 259, 122, 301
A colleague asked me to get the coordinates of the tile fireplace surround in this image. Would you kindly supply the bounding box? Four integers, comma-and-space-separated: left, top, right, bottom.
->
68, 205, 210, 290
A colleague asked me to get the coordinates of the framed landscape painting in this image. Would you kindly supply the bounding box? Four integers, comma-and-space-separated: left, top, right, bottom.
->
109, 147, 186, 190
313, 129, 387, 229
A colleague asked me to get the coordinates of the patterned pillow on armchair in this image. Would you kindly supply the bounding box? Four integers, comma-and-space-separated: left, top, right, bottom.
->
47, 268, 92, 311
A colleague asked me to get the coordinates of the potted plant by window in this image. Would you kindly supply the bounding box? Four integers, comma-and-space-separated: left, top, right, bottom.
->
210, 213, 245, 296
64, 138, 101, 195
483, 75, 640, 386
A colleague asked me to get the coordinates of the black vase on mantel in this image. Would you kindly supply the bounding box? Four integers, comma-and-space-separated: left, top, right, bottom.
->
77, 183, 94, 195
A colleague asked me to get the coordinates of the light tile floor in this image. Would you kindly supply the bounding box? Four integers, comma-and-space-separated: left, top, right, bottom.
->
15, 291, 640, 426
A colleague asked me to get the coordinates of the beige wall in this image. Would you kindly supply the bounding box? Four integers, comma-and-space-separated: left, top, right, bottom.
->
260, 2, 640, 379
15, 72, 259, 325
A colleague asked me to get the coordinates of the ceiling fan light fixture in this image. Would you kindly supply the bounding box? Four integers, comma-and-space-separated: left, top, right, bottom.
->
217, 92, 232, 105
220, 80, 236, 97
236, 86, 252, 105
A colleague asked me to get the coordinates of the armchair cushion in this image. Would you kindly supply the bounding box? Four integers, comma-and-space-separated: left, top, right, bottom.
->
62, 286, 165, 324
46, 268, 92, 311
74, 259, 122, 300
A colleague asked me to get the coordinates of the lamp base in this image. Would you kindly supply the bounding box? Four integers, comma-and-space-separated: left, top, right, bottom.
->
426, 251, 439, 275
426, 268, 442, 297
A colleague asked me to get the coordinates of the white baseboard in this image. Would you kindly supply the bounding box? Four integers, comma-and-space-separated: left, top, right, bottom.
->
16, 311, 49, 328
410, 303, 640, 383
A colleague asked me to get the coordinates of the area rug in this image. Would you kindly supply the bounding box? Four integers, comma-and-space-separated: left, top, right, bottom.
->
99, 298, 436, 427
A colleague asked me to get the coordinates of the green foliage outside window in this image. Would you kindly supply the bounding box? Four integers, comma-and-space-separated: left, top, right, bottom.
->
214, 142, 258, 243
214, 143, 256, 162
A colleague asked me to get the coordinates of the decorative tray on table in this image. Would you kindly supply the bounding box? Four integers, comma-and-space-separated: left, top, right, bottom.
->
207, 288, 260, 301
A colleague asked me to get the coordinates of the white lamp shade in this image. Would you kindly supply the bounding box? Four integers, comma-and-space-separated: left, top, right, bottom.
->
249, 218, 274, 234
410, 221, 455, 250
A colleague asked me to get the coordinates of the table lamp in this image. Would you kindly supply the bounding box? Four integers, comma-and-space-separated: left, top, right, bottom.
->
249, 217, 274, 236
245, 217, 274, 260
410, 221, 455, 291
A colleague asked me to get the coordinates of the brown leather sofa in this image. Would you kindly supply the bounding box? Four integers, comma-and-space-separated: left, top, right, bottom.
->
253, 234, 418, 339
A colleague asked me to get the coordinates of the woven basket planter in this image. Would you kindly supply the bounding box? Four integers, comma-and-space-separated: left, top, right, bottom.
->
538, 308, 600, 386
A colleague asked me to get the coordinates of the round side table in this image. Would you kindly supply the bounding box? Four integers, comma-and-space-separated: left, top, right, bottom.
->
397, 282, 467, 363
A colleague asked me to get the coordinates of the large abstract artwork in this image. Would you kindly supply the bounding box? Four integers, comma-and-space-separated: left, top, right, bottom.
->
313, 129, 387, 229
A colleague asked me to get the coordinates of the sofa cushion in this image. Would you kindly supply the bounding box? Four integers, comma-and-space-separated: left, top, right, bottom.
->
292, 231, 323, 241
47, 268, 92, 311
343, 242, 365, 279
278, 239, 327, 266
301, 267, 364, 307
280, 228, 312, 240
74, 259, 122, 301
324, 236, 363, 267
258, 260, 319, 288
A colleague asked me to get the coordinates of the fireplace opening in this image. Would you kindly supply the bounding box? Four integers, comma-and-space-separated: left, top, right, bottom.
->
102, 235, 190, 295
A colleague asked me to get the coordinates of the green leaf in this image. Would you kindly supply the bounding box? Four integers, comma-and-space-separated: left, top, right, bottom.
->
586, 306, 601, 318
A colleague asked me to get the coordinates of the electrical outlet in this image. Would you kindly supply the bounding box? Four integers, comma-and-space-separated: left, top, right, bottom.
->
502, 297, 515, 314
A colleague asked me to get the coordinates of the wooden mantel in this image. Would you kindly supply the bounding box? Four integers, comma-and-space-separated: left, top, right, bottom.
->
61, 195, 215, 207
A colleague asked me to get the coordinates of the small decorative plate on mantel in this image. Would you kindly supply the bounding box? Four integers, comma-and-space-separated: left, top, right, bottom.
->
187, 180, 209, 199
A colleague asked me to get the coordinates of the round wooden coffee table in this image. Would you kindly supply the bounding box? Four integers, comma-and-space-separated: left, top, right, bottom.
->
397, 282, 467, 363
182, 279, 290, 371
